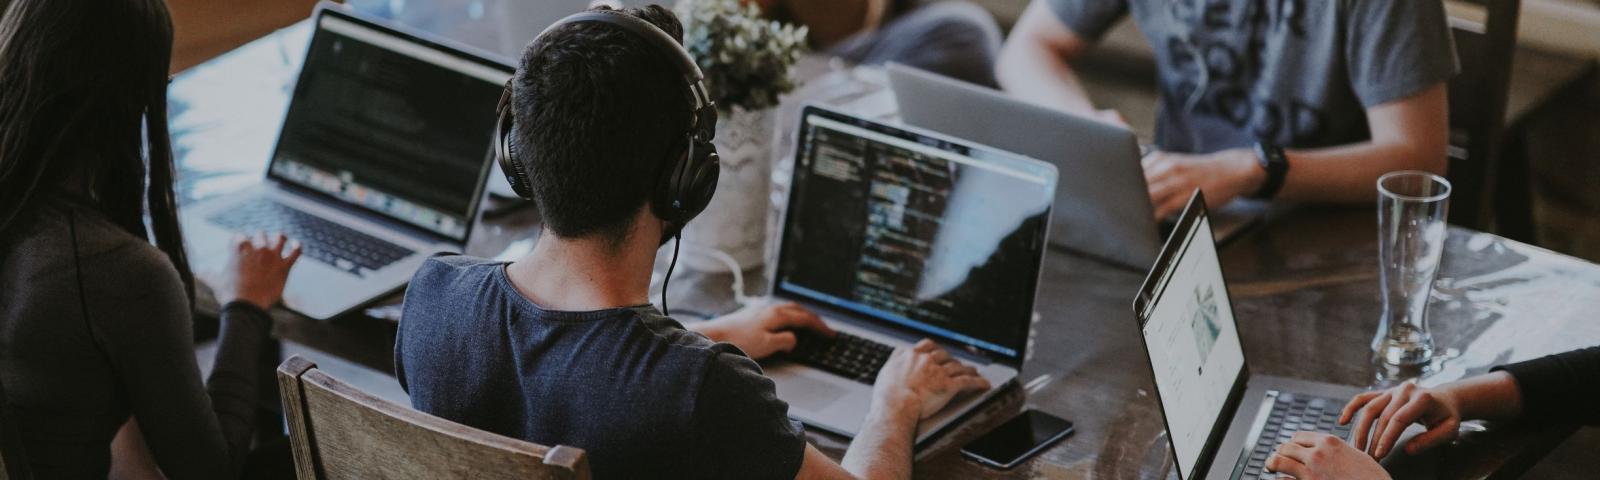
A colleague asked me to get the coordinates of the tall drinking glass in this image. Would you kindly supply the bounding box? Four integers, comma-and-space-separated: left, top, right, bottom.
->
1374, 171, 1451, 380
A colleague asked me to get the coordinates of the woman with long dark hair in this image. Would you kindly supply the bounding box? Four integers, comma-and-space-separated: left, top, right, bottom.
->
0, 0, 301, 477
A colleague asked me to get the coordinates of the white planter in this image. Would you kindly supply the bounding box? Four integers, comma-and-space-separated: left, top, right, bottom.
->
680, 106, 775, 272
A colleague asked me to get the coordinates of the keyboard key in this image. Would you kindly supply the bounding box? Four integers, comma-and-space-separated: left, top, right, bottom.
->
788, 330, 896, 385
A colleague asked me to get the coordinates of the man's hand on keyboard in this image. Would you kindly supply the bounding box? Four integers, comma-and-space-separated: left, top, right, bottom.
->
215, 232, 303, 310
871, 339, 991, 422
1266, 432, 1391, 480
692, 301, 834, 360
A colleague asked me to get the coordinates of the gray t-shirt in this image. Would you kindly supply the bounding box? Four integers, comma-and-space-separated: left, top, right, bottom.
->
1049, 0, 1457, 153
396, 255, 807, 480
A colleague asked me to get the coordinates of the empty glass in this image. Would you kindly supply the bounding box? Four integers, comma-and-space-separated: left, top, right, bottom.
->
1373, 171, 1451, 380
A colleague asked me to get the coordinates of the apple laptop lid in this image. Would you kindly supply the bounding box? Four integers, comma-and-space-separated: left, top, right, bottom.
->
888, 63, 1161, 272
271, 6, 512, 244
773, 106, 1058, 366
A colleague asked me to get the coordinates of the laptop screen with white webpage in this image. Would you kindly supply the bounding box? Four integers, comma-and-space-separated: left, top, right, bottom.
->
1133, 191, 1250, 480
267, 9, 506, 244
772, 106, 1056, 366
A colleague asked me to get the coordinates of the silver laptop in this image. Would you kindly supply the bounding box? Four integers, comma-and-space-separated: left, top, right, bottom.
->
765, 106, 1055, 446
889, 64, 1270, 271
1133, 190, 1361, 479
181, 6, 512, 320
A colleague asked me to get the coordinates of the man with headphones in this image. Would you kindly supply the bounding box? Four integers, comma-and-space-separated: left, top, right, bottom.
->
394, 6, 988, 479
995, 0, 1456, 219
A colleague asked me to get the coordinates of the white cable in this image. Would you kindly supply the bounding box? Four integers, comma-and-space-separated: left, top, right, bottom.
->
682, 244, 752, 307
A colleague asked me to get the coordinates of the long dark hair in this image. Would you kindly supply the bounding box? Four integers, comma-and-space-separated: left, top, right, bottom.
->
0, 0, 192, 300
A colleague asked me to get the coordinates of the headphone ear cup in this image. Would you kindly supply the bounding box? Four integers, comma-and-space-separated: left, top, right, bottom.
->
495, 106, 535, 200
651, 136, 720, 224
680, 140, 719, 219
652, 150, 689, 223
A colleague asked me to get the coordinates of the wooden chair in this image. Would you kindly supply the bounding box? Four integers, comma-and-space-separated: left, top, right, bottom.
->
276, 356, 590, 480
1444, 0, 1525, 235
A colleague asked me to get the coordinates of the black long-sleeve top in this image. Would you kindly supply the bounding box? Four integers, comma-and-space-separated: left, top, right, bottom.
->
0, 195, 270, 478
1495, 346, 1600, 426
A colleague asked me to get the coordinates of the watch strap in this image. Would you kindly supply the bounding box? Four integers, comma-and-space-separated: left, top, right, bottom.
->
1251, 142, 1288, 200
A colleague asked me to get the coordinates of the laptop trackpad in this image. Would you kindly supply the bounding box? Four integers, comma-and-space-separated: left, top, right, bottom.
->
775, 373, 851, 411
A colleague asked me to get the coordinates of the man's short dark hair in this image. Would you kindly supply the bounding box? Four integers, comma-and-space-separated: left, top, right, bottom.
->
512, 5, 693, 244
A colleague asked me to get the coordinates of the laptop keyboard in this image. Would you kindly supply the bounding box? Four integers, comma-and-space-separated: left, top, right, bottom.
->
787, 330, 895, 385
1236, 391, 1353, 479
207, 199, 415, 276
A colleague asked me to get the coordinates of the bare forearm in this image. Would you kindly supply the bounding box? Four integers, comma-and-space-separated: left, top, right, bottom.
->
996, 1, 1098, 115
1274, 83, 1447, 204
996, 42, 1097, 115
168, 0, 320, 73
840, 406, 918, 480
1278, 140, 1445, 204
687, 321, 723, 341
1442, 371, 1523, 420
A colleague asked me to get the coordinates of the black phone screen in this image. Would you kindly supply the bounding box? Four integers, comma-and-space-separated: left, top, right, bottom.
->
961, 409, 1075, 469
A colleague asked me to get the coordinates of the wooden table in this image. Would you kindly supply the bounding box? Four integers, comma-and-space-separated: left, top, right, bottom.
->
175, 13, 1600, 479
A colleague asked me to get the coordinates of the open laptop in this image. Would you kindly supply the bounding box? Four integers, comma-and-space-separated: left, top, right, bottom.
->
764, 105, 1056, 446
181, 5, 512, 320
888, 64, 1268, 272
1132, 190, 1361, 479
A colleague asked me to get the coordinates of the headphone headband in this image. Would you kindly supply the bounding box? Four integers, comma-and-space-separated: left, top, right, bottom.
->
497, 7, 720, 235
539, 10, 712, 111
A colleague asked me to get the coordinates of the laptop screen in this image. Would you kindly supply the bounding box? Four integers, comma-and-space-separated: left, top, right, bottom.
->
267, 10, 512, 243
773, 107, 1056, 364
1133, 194, 1247, 479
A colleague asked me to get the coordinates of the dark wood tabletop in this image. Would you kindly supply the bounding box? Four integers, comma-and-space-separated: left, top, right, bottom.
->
173, 12, 1600, 479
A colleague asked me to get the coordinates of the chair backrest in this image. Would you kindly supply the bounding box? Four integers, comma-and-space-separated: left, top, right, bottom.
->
1445, 0, 1522, 228
276, 356, 590, 480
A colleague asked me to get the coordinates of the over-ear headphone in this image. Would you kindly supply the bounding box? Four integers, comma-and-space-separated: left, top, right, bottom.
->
493, 9, 720, 231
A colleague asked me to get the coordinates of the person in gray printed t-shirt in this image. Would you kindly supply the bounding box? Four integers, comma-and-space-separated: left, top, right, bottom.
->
996, 0, 1457, 219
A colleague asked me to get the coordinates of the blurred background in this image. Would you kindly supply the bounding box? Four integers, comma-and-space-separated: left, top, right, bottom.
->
296, 0, 1600, 262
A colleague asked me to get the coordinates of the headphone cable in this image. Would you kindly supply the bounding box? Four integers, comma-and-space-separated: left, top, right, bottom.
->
661, 234, 681, 317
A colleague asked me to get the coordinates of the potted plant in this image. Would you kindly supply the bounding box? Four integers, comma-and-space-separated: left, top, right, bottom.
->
674, 0, 807, 273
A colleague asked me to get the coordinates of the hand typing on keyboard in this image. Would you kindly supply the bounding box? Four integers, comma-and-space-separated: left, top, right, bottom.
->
1342, 381, 1467, 460
873, 339, 992, 422
689, 301, 835, 360
1266, 432, 1391, 480
213, 232, 303, 310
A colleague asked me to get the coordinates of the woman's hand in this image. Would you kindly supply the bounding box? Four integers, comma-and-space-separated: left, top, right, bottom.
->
1342, 381, 1464, 459
215, 232, 302, 310
1267, 432, 1392, 480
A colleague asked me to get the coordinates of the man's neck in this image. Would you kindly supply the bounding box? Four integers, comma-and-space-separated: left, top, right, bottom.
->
504, 226, 660, 312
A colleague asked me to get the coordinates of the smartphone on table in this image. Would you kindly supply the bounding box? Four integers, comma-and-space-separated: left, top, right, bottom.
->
960, 409, 1075, 469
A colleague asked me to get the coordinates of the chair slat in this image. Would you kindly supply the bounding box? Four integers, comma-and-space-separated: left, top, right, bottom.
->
277, 355, 589, 479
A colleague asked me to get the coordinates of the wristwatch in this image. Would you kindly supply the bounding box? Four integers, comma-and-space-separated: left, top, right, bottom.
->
1250, 142, 1289, 200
